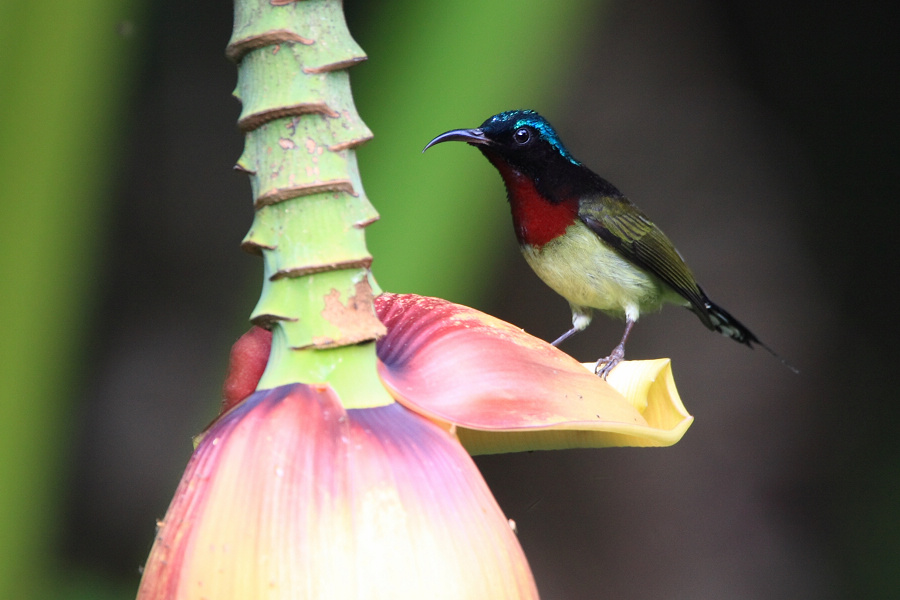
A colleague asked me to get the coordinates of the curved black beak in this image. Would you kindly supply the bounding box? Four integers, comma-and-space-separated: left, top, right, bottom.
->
422, 128, 491, 153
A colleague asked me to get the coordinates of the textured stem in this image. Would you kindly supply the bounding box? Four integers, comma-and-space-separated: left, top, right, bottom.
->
228, 0, 389, 404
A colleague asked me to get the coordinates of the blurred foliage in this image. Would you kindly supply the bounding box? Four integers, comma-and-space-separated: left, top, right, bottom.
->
0, 0, 145, 598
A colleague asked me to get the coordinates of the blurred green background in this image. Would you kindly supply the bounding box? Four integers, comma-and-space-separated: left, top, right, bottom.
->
1, 0, 898, 598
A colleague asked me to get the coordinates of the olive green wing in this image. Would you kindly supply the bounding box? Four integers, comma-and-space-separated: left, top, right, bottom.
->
578, 195, 713, 325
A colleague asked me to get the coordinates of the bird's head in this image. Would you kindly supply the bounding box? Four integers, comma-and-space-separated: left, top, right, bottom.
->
425, 110, 604, 247
424, 110, 582, 183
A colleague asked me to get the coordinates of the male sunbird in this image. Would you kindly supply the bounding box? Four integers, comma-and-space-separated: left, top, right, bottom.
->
424, 109, 793, 378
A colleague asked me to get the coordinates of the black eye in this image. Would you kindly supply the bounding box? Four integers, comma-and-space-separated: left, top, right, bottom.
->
513, 127, 531, 145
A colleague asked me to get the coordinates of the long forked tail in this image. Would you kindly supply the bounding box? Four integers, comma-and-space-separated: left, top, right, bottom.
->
693, 290, 798, 374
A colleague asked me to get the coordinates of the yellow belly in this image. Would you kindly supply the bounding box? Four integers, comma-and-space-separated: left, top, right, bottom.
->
520, 221, 681, 320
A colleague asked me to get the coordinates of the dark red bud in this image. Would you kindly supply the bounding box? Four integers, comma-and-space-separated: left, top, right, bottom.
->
221, 326, 272, 412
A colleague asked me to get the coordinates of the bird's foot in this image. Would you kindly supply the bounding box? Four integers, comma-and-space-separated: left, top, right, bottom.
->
594, 345, 625, 379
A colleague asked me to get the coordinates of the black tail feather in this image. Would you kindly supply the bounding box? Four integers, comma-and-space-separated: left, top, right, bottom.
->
693, 291, 798, 374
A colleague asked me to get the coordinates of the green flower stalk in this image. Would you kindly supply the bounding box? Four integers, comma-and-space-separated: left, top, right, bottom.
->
135, 1, 692, 598
230, 0, 388, 405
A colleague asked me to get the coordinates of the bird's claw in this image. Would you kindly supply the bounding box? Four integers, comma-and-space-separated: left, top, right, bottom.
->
594, 345, 625, 379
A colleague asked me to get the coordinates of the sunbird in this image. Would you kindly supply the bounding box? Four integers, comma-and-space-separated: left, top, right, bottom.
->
424, 109, 792, 378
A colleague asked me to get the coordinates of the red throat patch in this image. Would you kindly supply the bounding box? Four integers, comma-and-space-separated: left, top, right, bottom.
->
490, 158, 578, 248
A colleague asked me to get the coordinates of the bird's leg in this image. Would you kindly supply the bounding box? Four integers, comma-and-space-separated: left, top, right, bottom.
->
595, 318, 636, 379
552, 307, 592, 347
551, 327, 579, 347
